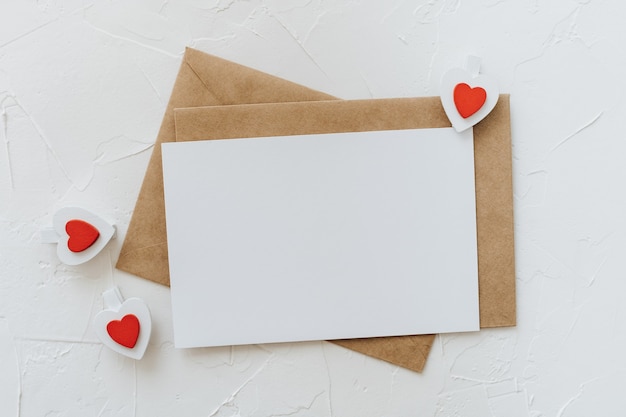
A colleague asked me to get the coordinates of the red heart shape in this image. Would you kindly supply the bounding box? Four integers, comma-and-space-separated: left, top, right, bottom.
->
65, 219, 100, 253
106, 314, 140, 348
453, 83, 487, 118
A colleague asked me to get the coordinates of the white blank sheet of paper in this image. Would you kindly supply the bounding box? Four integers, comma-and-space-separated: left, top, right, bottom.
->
162, 128, 479, 348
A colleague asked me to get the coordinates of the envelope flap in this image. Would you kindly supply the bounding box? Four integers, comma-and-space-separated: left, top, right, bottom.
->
333, 334, 435, 372
184, 47, 333, 105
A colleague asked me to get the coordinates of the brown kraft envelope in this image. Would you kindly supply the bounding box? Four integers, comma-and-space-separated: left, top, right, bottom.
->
117, 47, 516, 373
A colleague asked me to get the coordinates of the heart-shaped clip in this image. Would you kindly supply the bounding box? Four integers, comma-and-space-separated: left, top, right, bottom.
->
440, 56, 499, 132
93, 287, 152, 360
41, 207, 116, 265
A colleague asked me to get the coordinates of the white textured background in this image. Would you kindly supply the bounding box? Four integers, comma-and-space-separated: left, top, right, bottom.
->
0, 1, 623, 415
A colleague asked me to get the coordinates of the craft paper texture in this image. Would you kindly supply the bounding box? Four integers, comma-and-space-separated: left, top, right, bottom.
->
162, 128, 479, 347
117, 47, 515, 372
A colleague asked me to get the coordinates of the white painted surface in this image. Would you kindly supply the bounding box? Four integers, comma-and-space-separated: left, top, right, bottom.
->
0, 1, 623, 415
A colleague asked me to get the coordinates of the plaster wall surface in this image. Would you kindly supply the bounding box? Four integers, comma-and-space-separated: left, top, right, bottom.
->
0, 1, 623, 415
